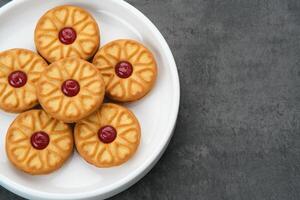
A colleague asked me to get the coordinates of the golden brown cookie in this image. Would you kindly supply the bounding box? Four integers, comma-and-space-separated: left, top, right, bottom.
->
35, 5, 100, 63
0, 49, 48, 113
92, 39, 157, 102
6, 109, 73, 175
37, 57, 105, 123
74, 103, 141, 167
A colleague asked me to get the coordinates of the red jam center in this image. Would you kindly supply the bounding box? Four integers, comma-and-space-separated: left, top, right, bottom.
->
61, 79, 80, 97
31, 131, 50, 150
8, 71, 27, 88
98, 125, 117, 143
59, 27, 77, 45
115, 61, 133, 78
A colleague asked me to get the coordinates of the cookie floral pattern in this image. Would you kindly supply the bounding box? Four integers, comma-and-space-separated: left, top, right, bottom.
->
37, 57, 105, 123
6, 110, 73, 175
75, 103, 141, 167
93, 39, 157, 102
0, 49, 47, 112
35, 5, 100, 63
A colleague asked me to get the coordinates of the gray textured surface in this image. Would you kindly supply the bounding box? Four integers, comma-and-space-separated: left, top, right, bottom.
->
1, 0, 300, 199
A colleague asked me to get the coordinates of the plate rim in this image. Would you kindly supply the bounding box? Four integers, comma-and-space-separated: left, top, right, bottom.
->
0, 0, 180, 199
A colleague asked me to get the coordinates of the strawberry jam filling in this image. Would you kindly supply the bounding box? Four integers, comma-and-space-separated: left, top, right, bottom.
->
31, 131, 50, 150
115, 61, 133, 78
61, 79, 80, 97
98, 125, 117, 143
8, 71, 27, 88
59, 27, 77, 45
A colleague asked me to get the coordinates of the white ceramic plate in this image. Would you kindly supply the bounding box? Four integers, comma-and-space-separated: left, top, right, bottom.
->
0, 0, 180, 199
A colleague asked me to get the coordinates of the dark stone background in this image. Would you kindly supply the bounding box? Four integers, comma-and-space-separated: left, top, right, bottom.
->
1, 0, 299, 199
